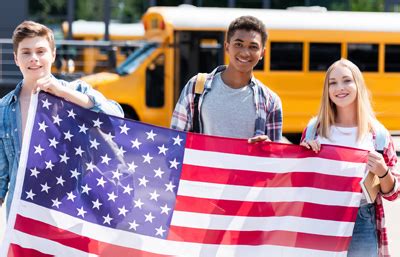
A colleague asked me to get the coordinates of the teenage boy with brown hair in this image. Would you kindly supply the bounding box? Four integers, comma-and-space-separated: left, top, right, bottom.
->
0, 21, 124, 216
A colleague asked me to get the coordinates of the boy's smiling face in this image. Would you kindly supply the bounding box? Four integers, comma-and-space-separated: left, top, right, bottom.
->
14, 36, 55, 84
225, 29, 264, 75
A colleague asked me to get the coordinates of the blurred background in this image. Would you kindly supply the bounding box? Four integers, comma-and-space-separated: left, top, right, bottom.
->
1, 0, 400, 255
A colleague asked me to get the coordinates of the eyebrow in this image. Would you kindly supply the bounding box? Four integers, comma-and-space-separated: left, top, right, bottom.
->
20, 46, 47, 51
329, 75, 352, 80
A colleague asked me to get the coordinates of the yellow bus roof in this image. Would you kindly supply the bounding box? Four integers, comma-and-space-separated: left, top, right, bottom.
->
144, 5, 400, 32
63, 20, 144, 38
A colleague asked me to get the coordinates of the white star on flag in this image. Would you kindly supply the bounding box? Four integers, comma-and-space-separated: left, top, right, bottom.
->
131, 138, 142, 149
77, 207, 87, 218
122, 184, 133, 195
169, 158, 180, 169
101, 154, 111, 165
67, 109, 76, 119
93, 118, 103, 128
34, 144, 44, 155
25, 190, 36, 200
103, 214, 113, 225
38, 121, 48, 132
63, 130, 74, 141
51, 198, 62, 208
90, 138, 100, 149
78, 123, 89, 134
119, 124, 130, 135
40, 183, 51, 193
142, 153, 153, 164
59, 153, 70, 164
52, 115, 62, 125
158, 144, 168, 155
30, 167, 40, 178
146, 130, 157, 141
41, 98, 52, 109
66, 191, 76, 202
172, 135, 183, 145
92, 199, 102, 210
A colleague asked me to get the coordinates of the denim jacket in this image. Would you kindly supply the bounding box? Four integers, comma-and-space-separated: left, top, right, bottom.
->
0, 78, 124, 215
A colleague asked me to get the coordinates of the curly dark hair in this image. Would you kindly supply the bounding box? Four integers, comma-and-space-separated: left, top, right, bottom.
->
227, 16, 267, 47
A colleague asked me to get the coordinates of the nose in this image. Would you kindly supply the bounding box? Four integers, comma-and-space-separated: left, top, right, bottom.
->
29, 53, 39, 62
239, 47, 251, 57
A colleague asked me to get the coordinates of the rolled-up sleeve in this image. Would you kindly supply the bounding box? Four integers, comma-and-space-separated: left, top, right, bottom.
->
171, 78, 196, 131
70, 80, 124, 117
381, 136, 399, 201
0, 140, 9, 199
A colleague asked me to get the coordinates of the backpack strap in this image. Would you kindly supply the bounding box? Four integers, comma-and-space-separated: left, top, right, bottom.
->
304, 117, 318, 141
192, 73, 207, 133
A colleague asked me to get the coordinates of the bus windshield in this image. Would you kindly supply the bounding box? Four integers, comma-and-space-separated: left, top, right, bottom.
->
116, 42, 158, 76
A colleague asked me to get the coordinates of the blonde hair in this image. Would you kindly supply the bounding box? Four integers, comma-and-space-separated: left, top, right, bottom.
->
315, 58, 376, 141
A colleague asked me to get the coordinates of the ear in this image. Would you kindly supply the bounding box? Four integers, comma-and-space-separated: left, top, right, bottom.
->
259, 47, 265, 60
14, 52, 19, 67
224, 41, 229, 52
51, 48, 56, 63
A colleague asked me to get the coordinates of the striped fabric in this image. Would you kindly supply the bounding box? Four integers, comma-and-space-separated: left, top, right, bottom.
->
2, 93, 370, 257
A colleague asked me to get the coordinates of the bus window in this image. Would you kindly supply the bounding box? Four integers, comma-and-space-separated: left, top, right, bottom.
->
146, 54, 165, 108
385, 44, 400, 72
309, 43, 341, 71
270, 42, 303, 71
254, 57, 264, 71
347, 43, 378, 72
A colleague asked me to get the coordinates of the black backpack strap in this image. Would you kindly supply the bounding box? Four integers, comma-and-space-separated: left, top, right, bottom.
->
191, 73, 206, 133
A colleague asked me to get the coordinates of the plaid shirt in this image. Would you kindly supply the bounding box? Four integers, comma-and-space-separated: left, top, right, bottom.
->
375, 135, 399, 257
170, 66, 283, 141
301, 122, 399, 257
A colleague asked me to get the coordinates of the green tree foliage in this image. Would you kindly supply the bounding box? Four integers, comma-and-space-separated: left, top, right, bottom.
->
28, 0, 391, 25
76, 0, 104, 21
29, 0, 67, 23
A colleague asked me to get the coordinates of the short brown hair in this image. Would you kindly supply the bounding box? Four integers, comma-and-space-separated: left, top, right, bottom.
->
12, 20, 55, 53
227, 16, 268, 47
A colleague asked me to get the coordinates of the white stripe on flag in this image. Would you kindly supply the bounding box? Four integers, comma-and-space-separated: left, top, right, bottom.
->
16, 202, 347, 257
183, 149, 366, 178
177, 180, 363, 207
11, 230, 98, 257
170, 211, 355, 236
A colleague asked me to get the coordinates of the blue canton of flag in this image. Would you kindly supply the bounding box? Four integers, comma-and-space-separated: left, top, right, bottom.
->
22, 92, 186, 239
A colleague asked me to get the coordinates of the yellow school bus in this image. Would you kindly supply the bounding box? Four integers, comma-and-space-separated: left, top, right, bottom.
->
81, 6, 400, 140
57, 20, 145, 75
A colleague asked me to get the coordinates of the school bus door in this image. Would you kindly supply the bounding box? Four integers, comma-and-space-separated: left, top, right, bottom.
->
174, 31, 225, 103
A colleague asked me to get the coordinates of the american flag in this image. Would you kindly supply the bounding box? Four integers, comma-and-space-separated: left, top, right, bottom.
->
1, 92, 368, 257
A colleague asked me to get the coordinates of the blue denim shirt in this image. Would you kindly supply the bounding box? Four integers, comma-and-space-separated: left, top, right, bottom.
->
0, 78, 124, 215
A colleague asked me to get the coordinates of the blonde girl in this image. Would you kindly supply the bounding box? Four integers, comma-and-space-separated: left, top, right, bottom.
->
301, 59, 399, 257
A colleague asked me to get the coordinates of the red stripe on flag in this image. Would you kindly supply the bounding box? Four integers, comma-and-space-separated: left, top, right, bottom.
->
186, 133, 368, 163
181, 164, 362, 192
14, 215, 171, 257
168, 226, 351, 252
8, 244, 54, 257
175, 195, 358, 221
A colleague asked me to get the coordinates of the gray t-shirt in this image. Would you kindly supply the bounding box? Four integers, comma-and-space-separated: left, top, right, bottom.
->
201, 73, 257, 138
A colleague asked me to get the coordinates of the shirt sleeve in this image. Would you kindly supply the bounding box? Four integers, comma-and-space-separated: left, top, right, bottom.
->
265, 94, 283, 142
66, 80, 124, 117
381, 135, 399, 201
170, 78, 196, 131
0, 140, 9, 199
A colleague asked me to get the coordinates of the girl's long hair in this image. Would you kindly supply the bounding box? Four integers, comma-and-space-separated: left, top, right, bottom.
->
315, 58, 376, 141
